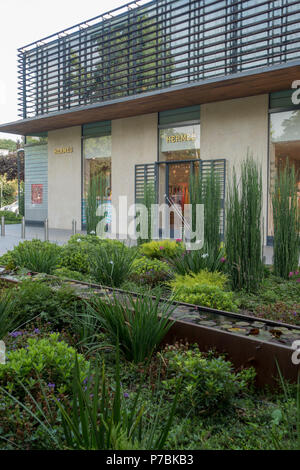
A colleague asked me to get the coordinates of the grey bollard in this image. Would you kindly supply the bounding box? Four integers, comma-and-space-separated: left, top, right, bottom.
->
72, 219, 77, 236
1, 216, 5, 237
44, 218, 49, 241
21, 217, 26, 239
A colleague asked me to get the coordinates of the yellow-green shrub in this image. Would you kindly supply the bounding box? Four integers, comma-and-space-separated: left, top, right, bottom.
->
139, 240, 184, 260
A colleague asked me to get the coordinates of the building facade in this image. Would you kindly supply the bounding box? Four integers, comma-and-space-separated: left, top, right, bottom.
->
1, 0, 300, 243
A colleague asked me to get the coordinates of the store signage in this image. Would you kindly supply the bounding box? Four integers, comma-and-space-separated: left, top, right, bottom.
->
166, 134, 196, 144
54, 146, 73, 155
31, 184, 43, 205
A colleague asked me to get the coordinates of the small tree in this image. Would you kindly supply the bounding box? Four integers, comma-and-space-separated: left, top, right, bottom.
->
272, 163, 300, 279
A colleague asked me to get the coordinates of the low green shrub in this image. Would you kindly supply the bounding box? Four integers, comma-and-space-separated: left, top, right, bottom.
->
174, 284, 238, 311
6, 240, 61, 274
139, 240, 184, 260
169, 271, 237, 311
130, 257, 171, 287
58, 236, 126, 274
0, 211, 22, 225
58, 241, 91, 274
169, 270, 229, 290
52, 267, 90, 282
162, 347, 255, 413
0, 333, 89, 396
13, 280, 81, 327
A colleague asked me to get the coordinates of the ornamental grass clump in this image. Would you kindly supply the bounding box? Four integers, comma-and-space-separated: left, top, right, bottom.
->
272, 163, 300, 279
168, 244, 226, 275
87, 293, 175, 364
89, 242, 136, 287
225, 157, 264, 292
9, 240, 61, 274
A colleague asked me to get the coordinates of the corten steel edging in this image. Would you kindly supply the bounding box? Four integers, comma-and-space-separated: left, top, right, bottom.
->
163, 318, 300, 388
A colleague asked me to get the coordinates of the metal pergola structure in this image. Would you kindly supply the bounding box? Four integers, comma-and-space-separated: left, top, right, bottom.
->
18, 0, 300, 120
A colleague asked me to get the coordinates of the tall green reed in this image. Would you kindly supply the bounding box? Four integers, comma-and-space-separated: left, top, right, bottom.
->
137, 182, 156, 243
86, 174, 106, 235
189, 167, 221, 257
272, 163, 300, 279
226, 157, 263, 292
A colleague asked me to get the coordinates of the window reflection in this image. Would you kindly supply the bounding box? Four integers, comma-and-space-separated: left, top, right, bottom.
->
269, 110, 300, 236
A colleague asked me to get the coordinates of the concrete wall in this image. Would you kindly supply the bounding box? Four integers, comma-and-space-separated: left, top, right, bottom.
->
111, 113, 158, 236
48, 126, 82, 230
201, 95, 269, 242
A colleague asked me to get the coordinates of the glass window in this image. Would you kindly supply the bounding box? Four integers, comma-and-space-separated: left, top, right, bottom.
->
83, 135, 112, 200
268, 110, 300, 236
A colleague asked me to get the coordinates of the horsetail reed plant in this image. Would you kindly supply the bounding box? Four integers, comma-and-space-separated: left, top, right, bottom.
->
137, 181, 156, 243
203, 167, 222, 258
86, 174, 106, 235
272, 163, 300, 279
189, 168, 204, 241
189, 166, 221, 256
226, 157, 263, 292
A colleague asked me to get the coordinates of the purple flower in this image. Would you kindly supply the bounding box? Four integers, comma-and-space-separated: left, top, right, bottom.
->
48, 383, 55, 389
289, 271, 294, 277
9, 331, 22, 338
221, 257, 226, 263
159, 246, 164, 250
124, 393, 129, 398
296, 278, 300, 283
33, 328, 40, 334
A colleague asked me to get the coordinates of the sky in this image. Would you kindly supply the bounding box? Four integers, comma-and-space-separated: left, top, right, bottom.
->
0, 0, 129, 142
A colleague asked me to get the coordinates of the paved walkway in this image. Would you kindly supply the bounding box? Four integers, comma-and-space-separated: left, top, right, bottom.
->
0, 223, 281, 264
0, 224, 85, 255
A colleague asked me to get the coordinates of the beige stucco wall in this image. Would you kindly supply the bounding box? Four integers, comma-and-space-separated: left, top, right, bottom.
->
201, 95, 269, 243
111, 113, 158, 236
48, 126, 82, 230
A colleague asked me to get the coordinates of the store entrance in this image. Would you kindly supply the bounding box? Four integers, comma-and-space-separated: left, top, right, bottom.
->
158, 159, 200, 233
